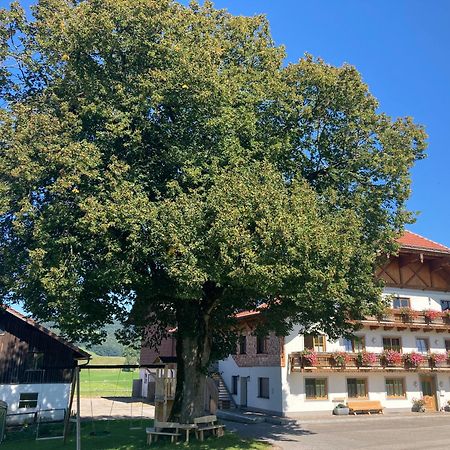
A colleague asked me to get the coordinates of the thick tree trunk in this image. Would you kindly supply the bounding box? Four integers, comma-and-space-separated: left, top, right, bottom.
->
169, 303, 212, 423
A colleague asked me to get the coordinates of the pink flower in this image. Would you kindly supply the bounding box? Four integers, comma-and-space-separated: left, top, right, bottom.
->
430, 352, 447, 363
332, 351, 351, 366
382, 350, 403, 365
403, 352, 425, 367
423, 309, 441, 321
301, 349, 318, 366
357, 351, 377, 365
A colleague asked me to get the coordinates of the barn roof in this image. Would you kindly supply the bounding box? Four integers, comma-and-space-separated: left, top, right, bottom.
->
2, 307, 90, 360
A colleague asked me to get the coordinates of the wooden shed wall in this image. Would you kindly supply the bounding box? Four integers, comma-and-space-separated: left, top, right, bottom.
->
0, 312, 76, 384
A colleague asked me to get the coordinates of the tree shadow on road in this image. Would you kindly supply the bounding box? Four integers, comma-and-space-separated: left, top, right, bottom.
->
223, 419, 315, 444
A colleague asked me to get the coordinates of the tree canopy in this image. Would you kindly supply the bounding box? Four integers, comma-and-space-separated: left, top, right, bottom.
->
0, 0, 426, 421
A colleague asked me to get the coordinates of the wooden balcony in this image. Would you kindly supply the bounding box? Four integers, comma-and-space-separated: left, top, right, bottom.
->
289, 352, 450, 373
360, 310, 450, 333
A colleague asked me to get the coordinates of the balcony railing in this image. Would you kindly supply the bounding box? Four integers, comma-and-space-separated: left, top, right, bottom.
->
289, 351, 450, 373
360, 309, 450, 331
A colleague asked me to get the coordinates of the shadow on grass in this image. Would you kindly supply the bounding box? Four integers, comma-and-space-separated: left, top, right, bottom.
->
2, 419, 270, 450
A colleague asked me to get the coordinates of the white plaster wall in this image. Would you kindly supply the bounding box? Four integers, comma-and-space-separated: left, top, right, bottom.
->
0, 383, 70, 422
283, 371, 450, 413
383, 287, 450, 311
218, 356, 283, 414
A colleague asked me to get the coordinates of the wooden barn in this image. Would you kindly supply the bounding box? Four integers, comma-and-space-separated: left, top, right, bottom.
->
0, 307, 90, 424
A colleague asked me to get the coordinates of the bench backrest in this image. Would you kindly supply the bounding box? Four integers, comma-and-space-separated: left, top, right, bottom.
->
154, 421, 180, 429
194, 415, 217, 425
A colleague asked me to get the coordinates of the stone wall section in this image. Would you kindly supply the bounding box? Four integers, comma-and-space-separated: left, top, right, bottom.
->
232, 330, 283, 367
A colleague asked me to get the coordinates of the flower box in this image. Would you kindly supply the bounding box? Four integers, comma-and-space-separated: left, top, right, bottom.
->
357, 351, 377, 366
423, 309, 442, 324
398, 307, 419, 322
381, 350, 403, 366
301, 349, 318, 367
332, 351, 351, 368
429, 352, 447, 367
403, 352, 425, 369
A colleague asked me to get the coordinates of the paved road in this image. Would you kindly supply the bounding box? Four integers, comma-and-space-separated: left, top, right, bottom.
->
224, 414, 450, 449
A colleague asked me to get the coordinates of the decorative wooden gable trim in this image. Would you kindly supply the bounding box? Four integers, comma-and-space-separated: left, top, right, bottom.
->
377, 252, 450, 292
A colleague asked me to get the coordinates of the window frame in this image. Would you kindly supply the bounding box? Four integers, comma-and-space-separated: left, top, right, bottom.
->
256, 335, 268, 354
382, 336, 402, 352
231, 376, 238, 395
445, 340, 450, 352
441, 300, 450, 311
18, 393, 38, 409
346, 378, 368, 399
385, 378, 406, 399
258, 377, 270, 399
392, 297, 411, 309
343, 336, 365, 352
305, 378, 328, 400
239, 335, 247, 355
416, 337, 429, 354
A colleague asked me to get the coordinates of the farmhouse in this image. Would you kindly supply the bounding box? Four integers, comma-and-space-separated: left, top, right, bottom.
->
219, 231, 450, 415
0, 307, 90, 424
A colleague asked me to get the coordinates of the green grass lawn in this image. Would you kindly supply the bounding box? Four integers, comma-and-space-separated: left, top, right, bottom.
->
80, 367, 139, 397
79, 354, 136, 397
1, 419, 269, 450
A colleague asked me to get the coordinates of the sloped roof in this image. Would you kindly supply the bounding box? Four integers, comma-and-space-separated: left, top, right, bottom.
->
398, 230, 450, 254
2, 307, 91, 360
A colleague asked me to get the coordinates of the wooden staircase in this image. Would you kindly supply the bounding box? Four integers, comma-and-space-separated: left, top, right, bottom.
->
210, 372, 237, 410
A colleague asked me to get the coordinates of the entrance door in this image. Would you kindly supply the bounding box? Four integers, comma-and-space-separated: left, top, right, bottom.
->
420, 376, 437, 411
240, 377, 248, 407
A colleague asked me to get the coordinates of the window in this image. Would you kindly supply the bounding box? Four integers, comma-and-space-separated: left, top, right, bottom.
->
305, 378, 327, 399
239, 336, 247, 355
393, 297, 410, 309
416, 338, 429, 354
231, 376, 238, 395
304, 334, 326, 352
343, 336, 365, 352
258, 377, 270, 399
383, 337, 402, 352
256, 336, 268, 354
445, 340, 450, 352
347, 378, 367, 398
441, 300, 450, 311
19, 393, 38, 409
26, 352, 44, 370
386, 378, 406, 398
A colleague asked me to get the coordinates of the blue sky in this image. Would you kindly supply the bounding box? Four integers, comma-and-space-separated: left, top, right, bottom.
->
206, 0, 450, 246
5, 0, 450, 246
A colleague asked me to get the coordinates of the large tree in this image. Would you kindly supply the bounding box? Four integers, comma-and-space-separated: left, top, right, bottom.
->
0, 0, 426, 422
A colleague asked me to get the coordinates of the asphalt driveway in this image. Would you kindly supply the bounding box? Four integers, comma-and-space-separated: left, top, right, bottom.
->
223, 413, 450, 450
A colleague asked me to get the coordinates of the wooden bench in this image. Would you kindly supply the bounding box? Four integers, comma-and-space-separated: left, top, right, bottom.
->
347, 400, 384, 415
146, 422, 181, 446
194, 415, 225, 441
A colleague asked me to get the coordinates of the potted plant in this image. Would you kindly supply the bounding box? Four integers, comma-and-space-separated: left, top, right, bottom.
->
332, 351, 351, 368
403, 352, 425, 369
357, 351, 377, 366
442, 310, 450, 324
375, 306, 393, 322
381, 349, 403, 366
429, 352, 447, 368
398, 307, 418, 322
411, 398, 426, 413
332, 403, 349, 415
423, 309, 441, 324
301, 349, 318, 367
